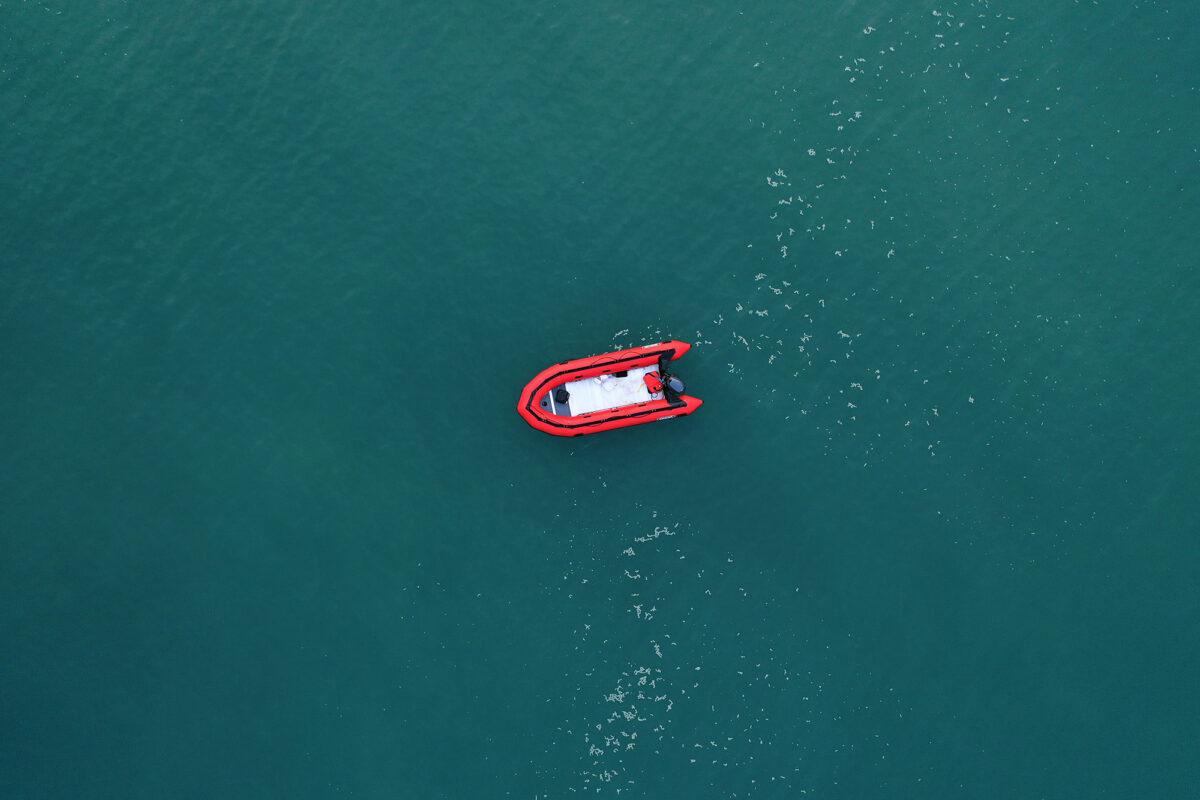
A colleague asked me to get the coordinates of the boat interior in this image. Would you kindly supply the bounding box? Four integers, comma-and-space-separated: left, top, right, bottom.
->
538, 365, 665, 417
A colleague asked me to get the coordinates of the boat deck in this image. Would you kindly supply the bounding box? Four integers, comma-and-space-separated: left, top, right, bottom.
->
538, 366, 663, 417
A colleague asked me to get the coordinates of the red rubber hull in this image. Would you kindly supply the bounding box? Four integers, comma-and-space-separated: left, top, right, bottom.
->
517, 340, 703, 437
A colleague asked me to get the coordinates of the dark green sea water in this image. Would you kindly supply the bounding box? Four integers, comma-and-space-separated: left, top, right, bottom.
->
4, 2, 1199, 797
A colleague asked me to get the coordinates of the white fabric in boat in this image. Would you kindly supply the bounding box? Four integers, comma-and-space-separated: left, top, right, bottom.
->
564, 366, 663, 415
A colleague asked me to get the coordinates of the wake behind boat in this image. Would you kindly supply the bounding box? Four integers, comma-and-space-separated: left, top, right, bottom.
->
517, 340, 702, 436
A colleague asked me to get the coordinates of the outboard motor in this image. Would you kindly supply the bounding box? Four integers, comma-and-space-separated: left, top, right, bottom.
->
666, 376, 685, 395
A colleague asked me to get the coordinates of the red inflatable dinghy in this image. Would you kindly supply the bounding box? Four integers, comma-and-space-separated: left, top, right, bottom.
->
517, 340, 702, 436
